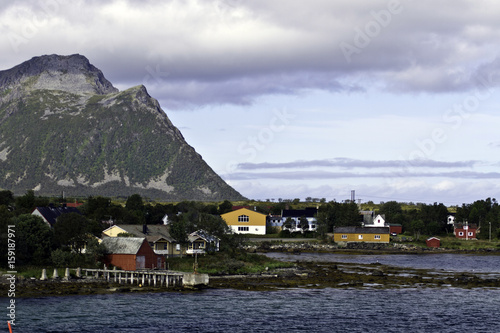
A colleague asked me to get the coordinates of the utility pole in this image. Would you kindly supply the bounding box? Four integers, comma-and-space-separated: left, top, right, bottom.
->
489, 221, 492, 242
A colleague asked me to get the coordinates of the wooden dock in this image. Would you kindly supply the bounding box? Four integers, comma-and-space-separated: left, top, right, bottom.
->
82, 268, 184, 287
40, 267, 209, 288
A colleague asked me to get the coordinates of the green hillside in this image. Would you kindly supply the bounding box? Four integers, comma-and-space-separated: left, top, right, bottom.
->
0, 54, 244, 201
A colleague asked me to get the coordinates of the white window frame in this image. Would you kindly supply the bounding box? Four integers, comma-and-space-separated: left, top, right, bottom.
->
458, 232, 464, 236
358, 235, 363, 240
341, 235, 348, 239
238, 215, 249, 222
374, 235, 381, 240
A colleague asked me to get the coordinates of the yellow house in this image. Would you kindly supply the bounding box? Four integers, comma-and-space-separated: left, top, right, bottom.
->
333, 226, 390, 243
221, 208, 267, 235
102, 224, 182, 256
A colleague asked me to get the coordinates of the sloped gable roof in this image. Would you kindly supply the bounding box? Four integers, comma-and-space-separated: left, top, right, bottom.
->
334, 226, 390, 234
111, 224, 176, 243
32, 206, 82, 227
101, 237, 146, 254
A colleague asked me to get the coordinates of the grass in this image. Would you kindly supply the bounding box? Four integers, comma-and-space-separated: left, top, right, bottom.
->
165, 251, 294, 275
439, 237, 500, 250
394, 234, 500, 250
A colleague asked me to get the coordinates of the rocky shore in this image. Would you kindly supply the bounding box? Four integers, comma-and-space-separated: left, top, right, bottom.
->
209, 260, 500, 291
243, 240, 500, 254
3, 243, 500, 297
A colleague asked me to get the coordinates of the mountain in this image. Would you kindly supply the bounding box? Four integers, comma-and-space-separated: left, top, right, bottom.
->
0, 54, 245, 201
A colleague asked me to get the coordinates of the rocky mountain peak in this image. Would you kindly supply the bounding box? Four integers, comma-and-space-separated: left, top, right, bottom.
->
0, 54, 245, 201
0, 54, 118, 96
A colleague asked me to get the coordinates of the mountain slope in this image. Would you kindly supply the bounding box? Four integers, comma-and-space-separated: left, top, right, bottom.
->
0, 54, 244, 201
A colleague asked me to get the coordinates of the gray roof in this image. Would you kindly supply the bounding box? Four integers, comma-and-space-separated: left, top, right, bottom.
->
112, 224, 176, 243
188, 229, 219, 243
334, 226, 390, 234
101, 237, 146, 254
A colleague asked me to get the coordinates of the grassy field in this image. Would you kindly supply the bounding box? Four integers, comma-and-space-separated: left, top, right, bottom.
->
394, 235, 500, 250
165, 251, 294, 275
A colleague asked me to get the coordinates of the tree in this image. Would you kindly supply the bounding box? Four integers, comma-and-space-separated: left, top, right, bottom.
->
315, 210, 330, 239
410, 219, 425, 240
283, 217, 295, 231
0, 190, 14, 206
15, 190, 36, 213
299, 216, 309, 232
53, 213, 89, 253
15, 214, 53, 265
218, 200, 233, 215
125, 194, 144, 211
379, 201, 402, 222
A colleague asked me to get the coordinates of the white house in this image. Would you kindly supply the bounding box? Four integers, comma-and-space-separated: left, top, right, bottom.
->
280, 207, 318, 232
365, 214, 386, 227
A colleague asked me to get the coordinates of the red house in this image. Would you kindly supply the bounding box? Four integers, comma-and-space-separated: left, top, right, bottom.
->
101, 237, 164, 271
389, 224, 403, 235
454, 223, 478, 240
426, 237, 440, 248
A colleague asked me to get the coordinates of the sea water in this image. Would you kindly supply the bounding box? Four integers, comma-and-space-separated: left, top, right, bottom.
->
12, 288, 500, 332
8, 253, 500, 332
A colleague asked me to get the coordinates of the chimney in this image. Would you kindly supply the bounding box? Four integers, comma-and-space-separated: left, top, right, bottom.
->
143, 224, 148, 234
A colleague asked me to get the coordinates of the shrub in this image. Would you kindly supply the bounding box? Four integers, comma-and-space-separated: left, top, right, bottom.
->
51, 249, 77, 267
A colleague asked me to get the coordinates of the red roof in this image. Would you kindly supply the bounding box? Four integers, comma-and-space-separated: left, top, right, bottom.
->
66, 201, 84, 207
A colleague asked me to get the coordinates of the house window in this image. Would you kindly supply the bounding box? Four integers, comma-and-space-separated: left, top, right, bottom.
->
468, 232, 473, 236
238, 226, 249, 231
164, 244, 168, 250
374, 235, 381, 240
458, 232, 464, 236
238, 215, 249, 222
176, 244, 180, 251
341, 235, 348, 239
358, 235, 363, 240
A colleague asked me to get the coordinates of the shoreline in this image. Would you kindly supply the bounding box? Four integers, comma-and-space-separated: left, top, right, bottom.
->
3, 248, 500, 297
245, 240, 500, 256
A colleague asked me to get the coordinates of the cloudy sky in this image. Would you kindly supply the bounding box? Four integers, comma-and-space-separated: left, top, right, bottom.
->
2, 0, 500, 205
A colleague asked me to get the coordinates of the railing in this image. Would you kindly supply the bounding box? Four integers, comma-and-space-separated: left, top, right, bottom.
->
38, 267, 208, 287
82, 268, 184, 287
186, 249, 205, 255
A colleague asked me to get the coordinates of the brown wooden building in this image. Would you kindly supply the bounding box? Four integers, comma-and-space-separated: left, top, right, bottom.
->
426, 237, 441, 248
101, 237, 164, 271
